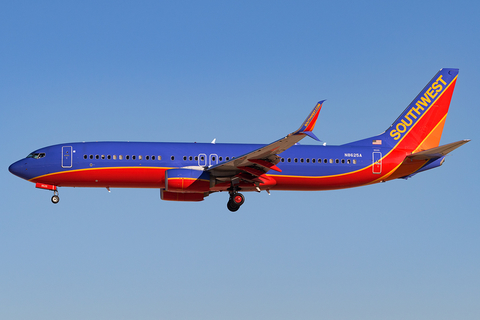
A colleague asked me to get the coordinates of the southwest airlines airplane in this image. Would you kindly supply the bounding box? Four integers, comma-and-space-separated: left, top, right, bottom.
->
9, 68, 469, 211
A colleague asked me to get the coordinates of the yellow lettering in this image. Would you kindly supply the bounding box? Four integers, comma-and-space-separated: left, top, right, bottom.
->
412, 105, 425, 115
396, 122, 407, 133
391, 74, 450, 142
417, 94, 431, 107
406, 109, 418, 120
390, 130, 401, 140
401, 117, 413, 126
426, 87, 438, 99
431, 81, 443, 92
437, 75, 446, 86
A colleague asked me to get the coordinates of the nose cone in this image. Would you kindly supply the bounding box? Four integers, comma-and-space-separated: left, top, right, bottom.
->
9, 160, 28, 179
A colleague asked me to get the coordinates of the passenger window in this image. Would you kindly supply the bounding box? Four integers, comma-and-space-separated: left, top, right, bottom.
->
139, 155, 142, 160
107, 155, 111, 160
126, 155, 130, 160
329, 159, 333, 164
294, 158, 298, 163
84, 155, 87, 159
90, 155, 94, 159
132, 155, 136, 160
189, 156, 193, 161
171, 156, 175, 160
353, 159, 357, 164
341, 159, 345, 164
101, 155, 105, 160
113, 155, 117, 160
287, 158, 291, 163
119, 155, 123, 160
335, 159, 339, 164
95, 155, 99, 159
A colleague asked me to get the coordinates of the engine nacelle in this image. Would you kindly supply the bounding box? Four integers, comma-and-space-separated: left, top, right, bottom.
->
165, 168, 210, 193
160, 189, 205, 202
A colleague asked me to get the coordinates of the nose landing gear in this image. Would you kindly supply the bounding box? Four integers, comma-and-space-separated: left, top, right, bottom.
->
35, 183, 60, 204
51, 190, 60, 204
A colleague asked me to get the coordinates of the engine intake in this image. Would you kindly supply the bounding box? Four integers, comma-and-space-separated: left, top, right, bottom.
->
165, 168, 210, 193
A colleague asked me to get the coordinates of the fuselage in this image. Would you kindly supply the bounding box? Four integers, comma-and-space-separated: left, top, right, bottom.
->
9, 141, 407, 192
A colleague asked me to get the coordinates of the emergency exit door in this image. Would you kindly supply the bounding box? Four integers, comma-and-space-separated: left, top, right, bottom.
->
62, 146, 73, 168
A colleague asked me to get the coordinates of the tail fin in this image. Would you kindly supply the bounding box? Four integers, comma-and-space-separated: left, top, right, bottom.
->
385, 68, 459, 152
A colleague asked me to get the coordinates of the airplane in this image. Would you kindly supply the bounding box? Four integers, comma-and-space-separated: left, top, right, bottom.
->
9, 68, 469, 212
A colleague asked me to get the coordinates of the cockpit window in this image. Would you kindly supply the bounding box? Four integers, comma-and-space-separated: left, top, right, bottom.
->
26, 152, 46, 159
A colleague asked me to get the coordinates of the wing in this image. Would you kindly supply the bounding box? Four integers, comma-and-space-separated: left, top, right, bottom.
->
207, 101, 325, 186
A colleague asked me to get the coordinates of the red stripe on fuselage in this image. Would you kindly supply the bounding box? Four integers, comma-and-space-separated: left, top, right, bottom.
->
30, 167, 168, 188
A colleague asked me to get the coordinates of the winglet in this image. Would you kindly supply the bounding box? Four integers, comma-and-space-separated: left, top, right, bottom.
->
293, 100, 324, 141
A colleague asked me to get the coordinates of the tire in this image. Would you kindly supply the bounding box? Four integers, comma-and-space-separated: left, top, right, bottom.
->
51, 195, 60, 204
227, 200, 240, 212
232, 193, 245, 206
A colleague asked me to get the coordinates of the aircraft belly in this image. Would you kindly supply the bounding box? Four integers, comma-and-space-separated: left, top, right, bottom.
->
30, 167, 168, 188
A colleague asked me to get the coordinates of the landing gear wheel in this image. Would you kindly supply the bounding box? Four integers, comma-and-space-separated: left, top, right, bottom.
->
51, 195, 60, 204
227, 192, 244, 212
227, 200, 240, 212
232, 193, 245, 206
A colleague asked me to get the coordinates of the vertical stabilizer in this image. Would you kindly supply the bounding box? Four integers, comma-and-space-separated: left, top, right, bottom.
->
385, 68, 458, 152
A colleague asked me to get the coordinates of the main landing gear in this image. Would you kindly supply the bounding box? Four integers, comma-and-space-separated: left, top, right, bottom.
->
227, 192, 245, 212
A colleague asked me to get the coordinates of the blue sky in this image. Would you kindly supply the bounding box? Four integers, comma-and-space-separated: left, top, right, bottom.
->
1, 1, 479, 319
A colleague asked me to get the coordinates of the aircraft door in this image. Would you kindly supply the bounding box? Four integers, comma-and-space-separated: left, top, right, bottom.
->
62, 146, 73, 168
372, 151, 382, 174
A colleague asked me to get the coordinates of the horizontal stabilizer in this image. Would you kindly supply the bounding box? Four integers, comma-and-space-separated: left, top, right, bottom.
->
407, 139, 470, 160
